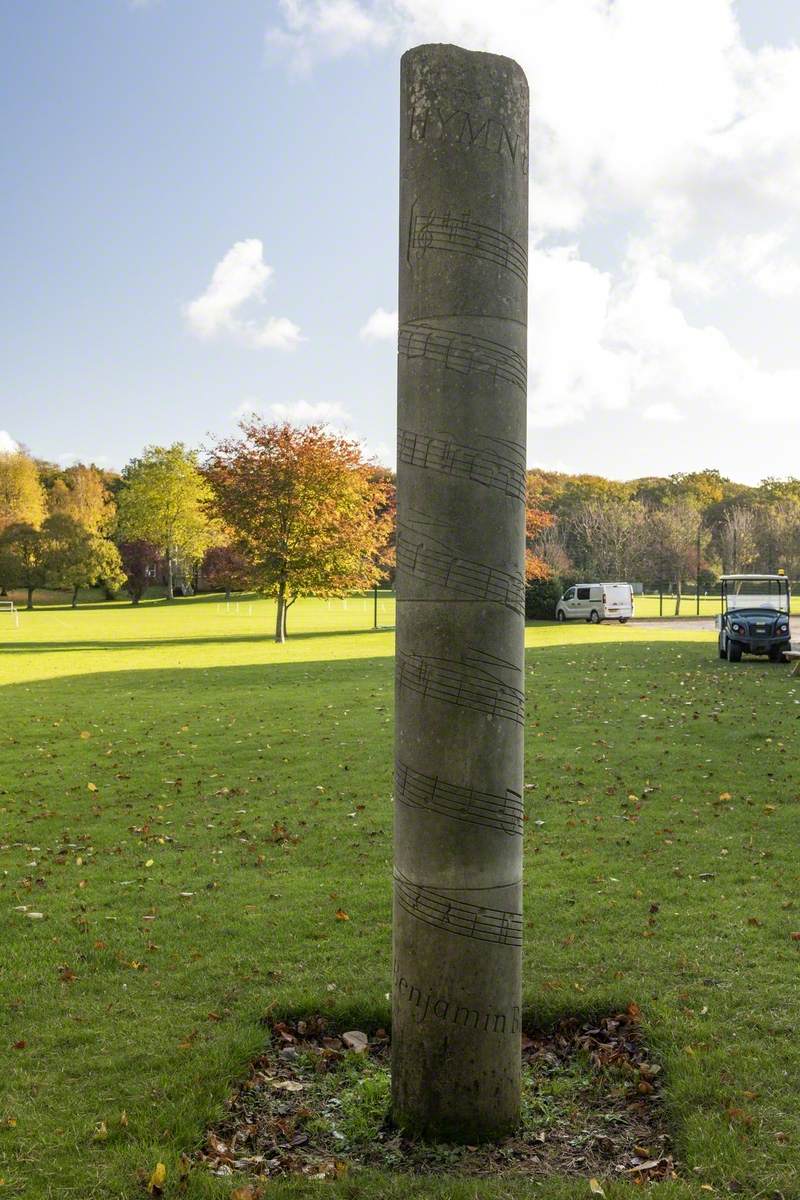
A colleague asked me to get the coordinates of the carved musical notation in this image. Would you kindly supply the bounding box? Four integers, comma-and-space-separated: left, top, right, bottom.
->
396, 647, 525, 726
397, 516, 525, 615
399, 320, 526, 395
395, 760, 523, 837
397, 429, 527, 505
407, 203, 527, 287
394, 869, 523, 947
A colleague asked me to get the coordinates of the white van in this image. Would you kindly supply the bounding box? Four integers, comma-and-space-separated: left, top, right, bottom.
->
555, 582, 634, 624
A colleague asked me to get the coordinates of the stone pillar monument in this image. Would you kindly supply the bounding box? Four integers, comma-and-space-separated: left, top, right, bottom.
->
393, 44, 529, 1141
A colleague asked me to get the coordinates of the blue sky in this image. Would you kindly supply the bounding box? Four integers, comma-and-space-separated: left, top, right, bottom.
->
2, 1, 800, 483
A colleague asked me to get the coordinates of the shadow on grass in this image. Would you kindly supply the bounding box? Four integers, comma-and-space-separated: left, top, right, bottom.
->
0, 627, 394, 655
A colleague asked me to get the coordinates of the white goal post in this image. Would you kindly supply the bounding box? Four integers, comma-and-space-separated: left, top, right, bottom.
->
0, 599, 20, 628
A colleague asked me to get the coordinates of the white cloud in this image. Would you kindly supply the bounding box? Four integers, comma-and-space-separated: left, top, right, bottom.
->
272, 0, 800, 452
233, 398, 352, 428
642, 402, 684, 423
268, 0, 800, 257
184, 239, 303, 350
268, 0, 392, 72
368, 440, 395, 467
527, 246, 631, 427
0, 431, 18, 454
232, 398, 262, 421
526, 243, 800, 431
359, 306, 397, 341
270, 399, 350, 424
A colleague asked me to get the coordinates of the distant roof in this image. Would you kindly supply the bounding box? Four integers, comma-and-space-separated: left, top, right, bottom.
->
719, 574, 788, 582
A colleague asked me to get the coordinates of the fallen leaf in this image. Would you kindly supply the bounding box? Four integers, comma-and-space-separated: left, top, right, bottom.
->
93, 1121, 108, 1141
206, 1131, 231, 1160
147, 1162, 166, 1195
335, 908, 350, 921
589, 1180, 605, 1196
271, 1079, 306, 1092
342, 1030, 368, 1053
80, 731, 91, 739
87, 783, 98, 793
231, 1189, 262, 1200
12, 1040, 26, 1050
145, 860, 154, 868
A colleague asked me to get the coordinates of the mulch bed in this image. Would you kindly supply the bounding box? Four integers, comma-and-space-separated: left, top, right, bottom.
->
197, 1008, 676, 1186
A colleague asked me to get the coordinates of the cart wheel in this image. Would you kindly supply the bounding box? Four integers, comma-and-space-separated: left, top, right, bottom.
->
727, 640, 742, 662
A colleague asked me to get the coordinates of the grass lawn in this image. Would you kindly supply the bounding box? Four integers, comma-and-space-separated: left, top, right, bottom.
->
2, 595, 800, 1199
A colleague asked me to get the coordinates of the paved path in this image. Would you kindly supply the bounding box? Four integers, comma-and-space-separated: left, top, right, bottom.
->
631, 617, 800, 635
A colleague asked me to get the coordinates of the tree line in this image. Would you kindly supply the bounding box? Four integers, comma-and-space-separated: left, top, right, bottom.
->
526, 467, 800, 614
3, 435, 799, 630
0, 420, 393, 641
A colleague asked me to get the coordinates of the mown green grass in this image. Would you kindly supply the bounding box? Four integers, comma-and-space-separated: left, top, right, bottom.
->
2, 596, 799, 1199
7, 585, 796, 621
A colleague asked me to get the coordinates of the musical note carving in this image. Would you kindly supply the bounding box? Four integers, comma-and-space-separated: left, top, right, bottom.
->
407, 203, 527, 286
395, 760, 523, 837
396, 647, 525, 726
397, 516, 525, 615
398, 320, 526, 395
394, 869, 523, 947
397, 429, 527, 505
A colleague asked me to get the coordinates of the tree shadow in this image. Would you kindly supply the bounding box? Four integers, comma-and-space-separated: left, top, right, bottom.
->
0, 627, 395, 655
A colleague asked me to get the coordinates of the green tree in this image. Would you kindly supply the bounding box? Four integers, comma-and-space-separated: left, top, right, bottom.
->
43, 513, 125, 607
0, 450, 46, 532
645, 499, 705, 614
48, 464, 116, 534
0, 523, 47, 609
204, 419, 391, 642
116, 445, 214, 599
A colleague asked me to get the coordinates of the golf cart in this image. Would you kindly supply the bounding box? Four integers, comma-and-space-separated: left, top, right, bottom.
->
717, 574, 792, 663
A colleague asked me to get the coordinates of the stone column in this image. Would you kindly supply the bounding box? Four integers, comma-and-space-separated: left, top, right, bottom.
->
393, 43, 529, 1142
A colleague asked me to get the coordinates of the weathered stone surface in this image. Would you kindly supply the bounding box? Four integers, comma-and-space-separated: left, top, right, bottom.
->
393, 42, 529, 1141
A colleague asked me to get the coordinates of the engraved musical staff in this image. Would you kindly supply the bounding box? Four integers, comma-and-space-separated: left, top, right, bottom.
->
397, 647, 525, 726
407, 203, 527, 287
397, 518, 525, 615
399, 320, 526, 395
394, 869, 523, 947
397, 429, 527, 505
395, 760, 523, 837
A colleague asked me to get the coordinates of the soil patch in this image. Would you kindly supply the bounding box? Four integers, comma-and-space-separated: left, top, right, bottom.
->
198, 1008, 676, 1187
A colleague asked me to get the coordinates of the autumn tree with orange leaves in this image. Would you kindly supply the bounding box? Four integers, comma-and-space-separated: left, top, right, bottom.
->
526, 491, 553, 583
204, 420, 392, 642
